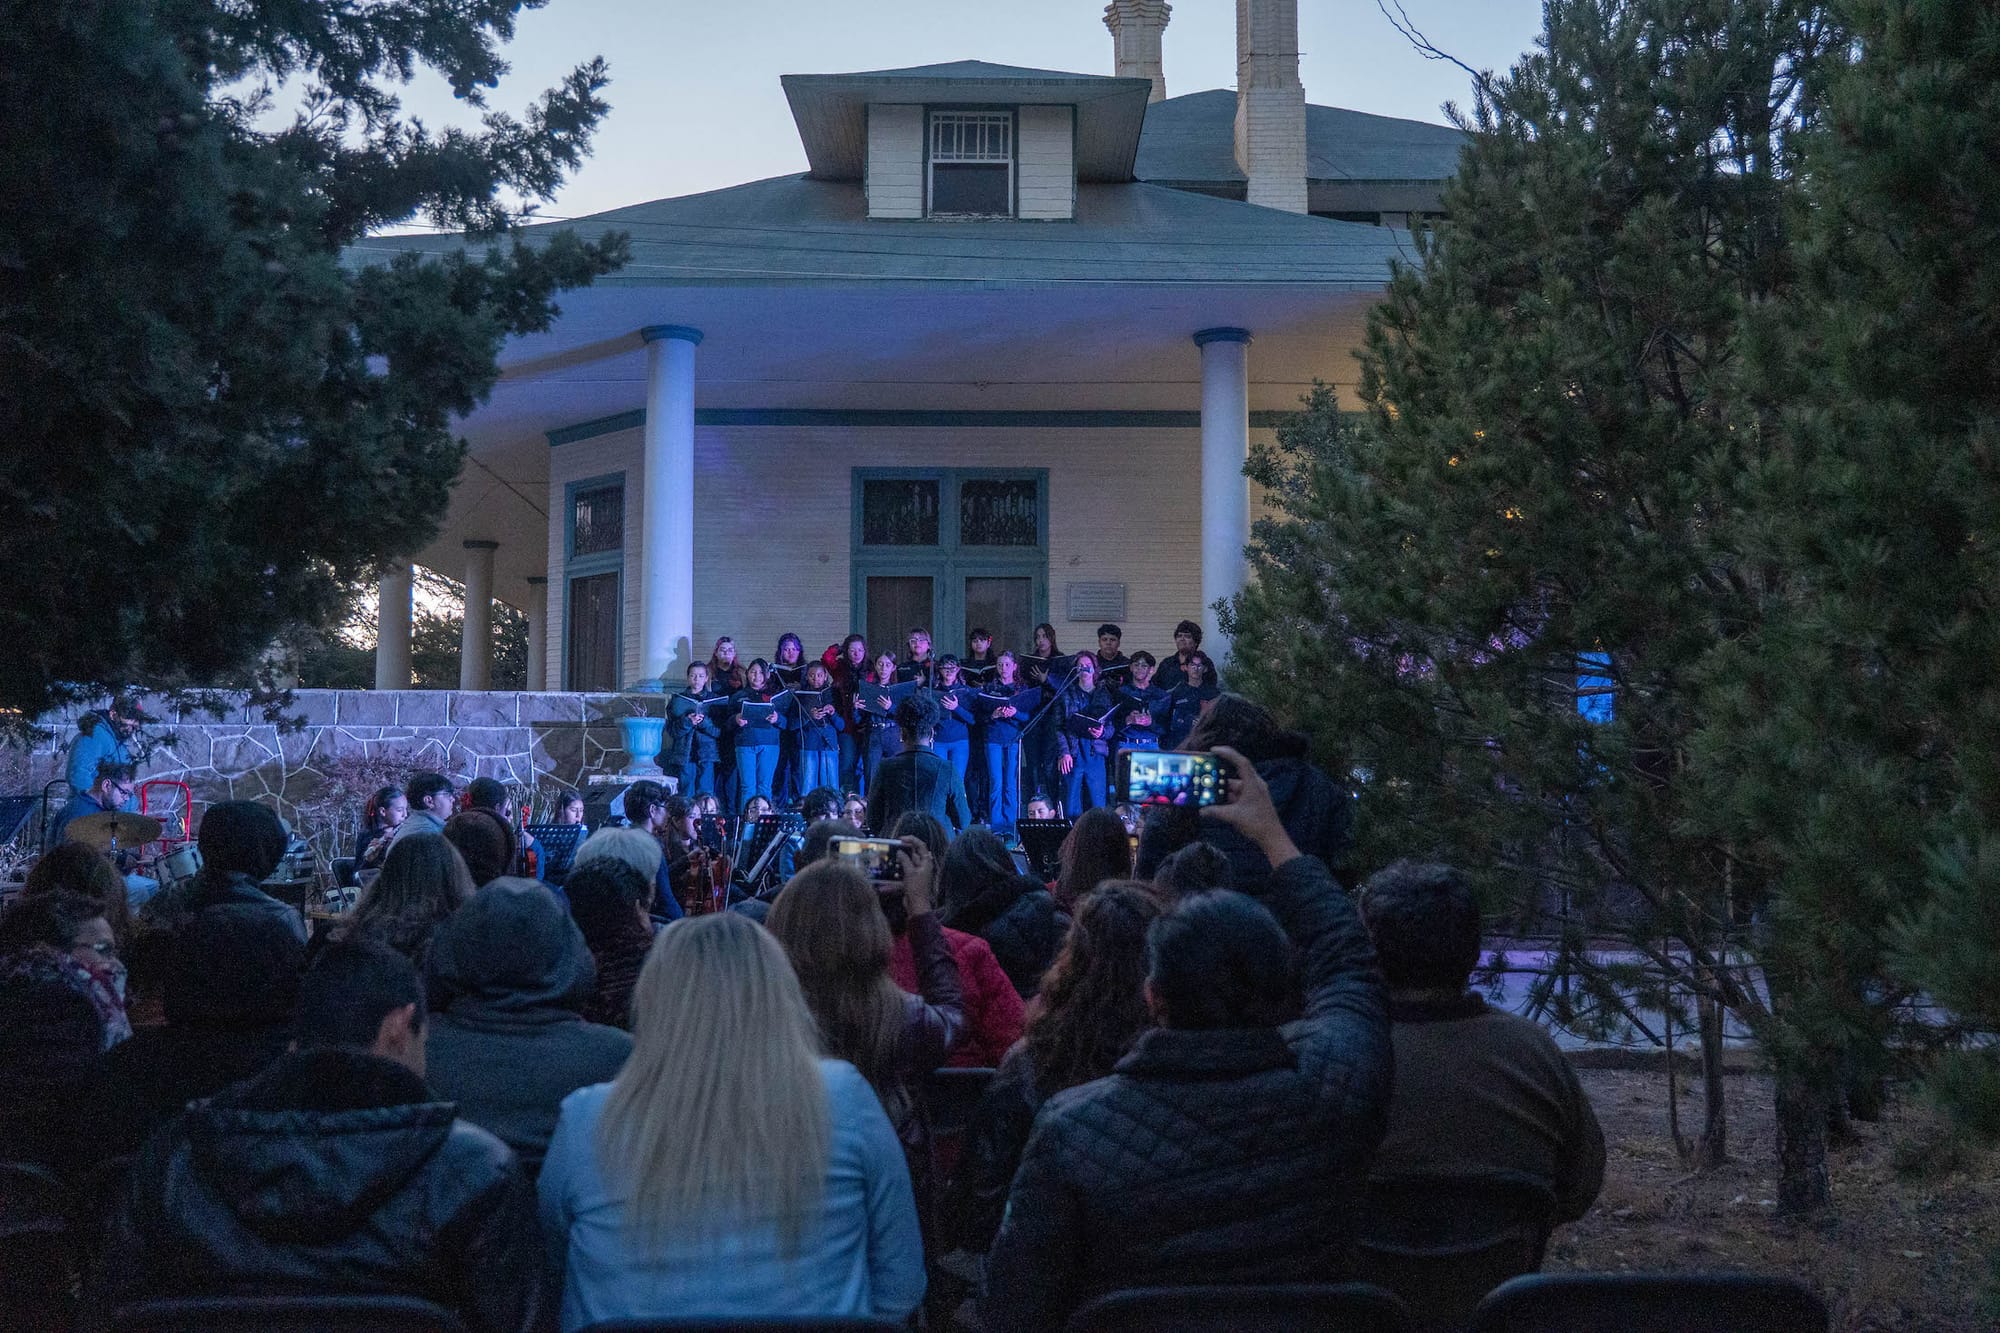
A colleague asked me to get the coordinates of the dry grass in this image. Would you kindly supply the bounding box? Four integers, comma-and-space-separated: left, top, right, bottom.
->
1553, 1070, 1998, 1332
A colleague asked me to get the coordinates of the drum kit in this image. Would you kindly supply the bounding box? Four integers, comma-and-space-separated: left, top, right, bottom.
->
65, 810, 204, 892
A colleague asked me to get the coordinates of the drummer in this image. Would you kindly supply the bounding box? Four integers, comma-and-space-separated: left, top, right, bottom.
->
47, 760, 160, 906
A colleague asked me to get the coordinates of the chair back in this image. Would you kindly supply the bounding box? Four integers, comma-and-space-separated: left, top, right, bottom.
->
0, 1161, 80, 1330
580, 1312, 908, 1320
112, 1293, 470, 1332
1355, 1170, 1556, 1333
1467, 1272, 1829, 1333
1065, 1283, 1413, 1333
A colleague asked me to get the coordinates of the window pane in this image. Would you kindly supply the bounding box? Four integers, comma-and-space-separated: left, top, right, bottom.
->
866, 577, 934, 659
566, 571, 620, 691
931, 163, 1010, 217
861, 479, 940, 546
571, 483, 623, 558
960, 478, 1039, 546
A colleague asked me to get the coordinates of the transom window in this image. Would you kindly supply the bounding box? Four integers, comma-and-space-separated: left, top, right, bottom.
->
929, 110, 1013, 218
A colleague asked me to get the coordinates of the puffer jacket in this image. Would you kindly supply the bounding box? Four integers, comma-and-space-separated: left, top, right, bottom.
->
982, 853, 1389, 1333
944, 876, 1068, 998
891, 925, 1022, 1069
424, 878, 634, 1177
1135, 756, 1353, 890
91, 1048, 540, 1333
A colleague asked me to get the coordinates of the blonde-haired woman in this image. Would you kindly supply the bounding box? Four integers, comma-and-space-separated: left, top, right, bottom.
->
537, 912, 924, 1329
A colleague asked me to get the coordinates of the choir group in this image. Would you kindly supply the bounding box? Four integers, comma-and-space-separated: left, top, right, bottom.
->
663, 619, 1222, 836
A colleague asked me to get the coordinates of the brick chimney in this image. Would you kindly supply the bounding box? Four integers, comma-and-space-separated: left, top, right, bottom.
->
1104, 0, 1171, 102
1234, 0, 1307, 212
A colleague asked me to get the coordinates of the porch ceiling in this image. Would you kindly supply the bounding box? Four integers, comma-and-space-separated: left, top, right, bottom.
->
416, 280, 1385, 606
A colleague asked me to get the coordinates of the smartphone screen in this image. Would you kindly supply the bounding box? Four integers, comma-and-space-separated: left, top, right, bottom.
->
833, 837, 904, 882
1119, 750, 1228, 807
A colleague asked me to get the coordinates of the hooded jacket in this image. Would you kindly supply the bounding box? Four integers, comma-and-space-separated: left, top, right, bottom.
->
423, 878, 633, 1176
66, 711, 133, 797
943, 875, 1068, 999
1136, 756, 1353, 891
93, 1048, 539, 1333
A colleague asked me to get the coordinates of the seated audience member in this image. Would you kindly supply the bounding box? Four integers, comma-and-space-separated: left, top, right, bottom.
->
601, 786, 685, 921
983, 750, 1390, 1333
444, 807, 519, 887
425, 878, 633, 1177
938, 827, 1068, 999
798, 818, 859, 870
23, 841, 132, 945
0, 891, 130, 1049
92, 905, 305, 1157
468, 776, 542, 881
767, 844, 964, 1183
866, 692, 971, 835
887, 814, 1023, 1070
144, 800, 304, 943
354, 785, 407, 868
565, 859, 658, 1030
950, 882, 1161, 1257
393, 771, 458, 845
538, 912, 924, 1329
0, 948, 106, 1178
94, 940, 540, 1333
1360, 861, 1605, 1221
1053, 807, 1133, 911
336, 832, 475, 970
1152, 840, 1235, 903
1136, 694, 1352, 892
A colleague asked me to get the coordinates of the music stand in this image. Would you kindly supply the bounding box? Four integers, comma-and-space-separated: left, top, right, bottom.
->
525, 823, 587, 881
1016, 818, 1072, 881
0, 796, 39, 845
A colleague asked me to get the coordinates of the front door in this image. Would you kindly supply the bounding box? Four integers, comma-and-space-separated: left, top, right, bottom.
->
851, 469, 1048, 658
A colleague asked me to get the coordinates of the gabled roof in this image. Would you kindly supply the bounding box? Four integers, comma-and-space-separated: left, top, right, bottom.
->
782, 61, 1153, 184
1136, 88, 1467, 186
355, 173, 1414, 289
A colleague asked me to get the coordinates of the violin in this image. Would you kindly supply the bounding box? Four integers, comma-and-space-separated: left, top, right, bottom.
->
676, 845, 734, 916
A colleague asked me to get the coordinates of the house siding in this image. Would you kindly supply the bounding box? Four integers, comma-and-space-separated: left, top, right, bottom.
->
866, 105, 924, 219
1016, 105, 1075, 220
543, 424, 1282, 680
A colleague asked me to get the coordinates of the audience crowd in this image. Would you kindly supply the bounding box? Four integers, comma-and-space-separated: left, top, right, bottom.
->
3, 687, 1606, 1333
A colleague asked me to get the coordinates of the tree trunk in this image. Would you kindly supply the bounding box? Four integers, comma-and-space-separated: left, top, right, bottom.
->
1695, 993, 1728, 1166
1775, 1075, 1831, 1214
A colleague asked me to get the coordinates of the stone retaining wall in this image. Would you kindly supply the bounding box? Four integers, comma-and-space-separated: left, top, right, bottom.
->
19, 690, 656, 871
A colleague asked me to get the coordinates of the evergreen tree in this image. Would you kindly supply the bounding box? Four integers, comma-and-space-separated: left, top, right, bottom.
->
1693, 0, 2000, 1211
1226, 0, 1843, 1200
0, 0, 625, 718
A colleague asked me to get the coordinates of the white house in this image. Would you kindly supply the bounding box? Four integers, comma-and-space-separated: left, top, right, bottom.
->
362, 0, 1464, 691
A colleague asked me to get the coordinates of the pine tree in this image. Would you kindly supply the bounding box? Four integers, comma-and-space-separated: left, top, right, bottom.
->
0, 0, 626, 718
1226, 0, 1846, 1201
1693, 0, 2000, 1212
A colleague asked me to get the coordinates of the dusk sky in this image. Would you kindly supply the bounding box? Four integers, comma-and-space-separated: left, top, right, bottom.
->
389, 0, 1546, 220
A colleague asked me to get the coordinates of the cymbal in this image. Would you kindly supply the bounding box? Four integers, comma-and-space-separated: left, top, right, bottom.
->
66, 810, 164, 850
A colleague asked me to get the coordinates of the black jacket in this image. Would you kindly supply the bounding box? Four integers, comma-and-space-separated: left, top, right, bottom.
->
866, 746, 971, 834
141, 871, 308, 945
982, 854, 1390, 1333
1136, 756, 1353, 890
944, 876, 1068, 998
92, 1048, 540, 1333
423, 879, 633, 1177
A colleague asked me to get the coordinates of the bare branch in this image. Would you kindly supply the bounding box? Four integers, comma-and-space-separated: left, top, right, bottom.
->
1374, 0, 1498, 98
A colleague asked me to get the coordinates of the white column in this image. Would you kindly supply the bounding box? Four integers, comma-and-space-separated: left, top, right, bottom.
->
374, 560, 413, 690
525, 576, 549, 692
460, 540, 498, 691
1195, 328, 1252, 657
637, 324, 702, 690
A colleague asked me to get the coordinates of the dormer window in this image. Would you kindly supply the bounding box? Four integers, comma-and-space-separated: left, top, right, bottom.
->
929, 111, 1014, 217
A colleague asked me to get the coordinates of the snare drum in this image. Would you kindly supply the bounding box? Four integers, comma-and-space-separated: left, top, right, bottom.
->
155, 845, 203, 892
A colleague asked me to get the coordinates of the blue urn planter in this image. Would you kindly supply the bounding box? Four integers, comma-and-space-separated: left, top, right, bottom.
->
617, 715, 666, 776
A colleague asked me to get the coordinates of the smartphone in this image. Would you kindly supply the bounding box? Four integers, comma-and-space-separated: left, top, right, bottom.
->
1117, 749, 1233, 808
833, 836, 904, 882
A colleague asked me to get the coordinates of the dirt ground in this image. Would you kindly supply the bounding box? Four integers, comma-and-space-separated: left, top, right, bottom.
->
1552, 1070, 1998, 1333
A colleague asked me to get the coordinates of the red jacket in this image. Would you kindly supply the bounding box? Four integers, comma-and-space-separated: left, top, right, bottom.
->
892, 923, 1024, 1069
